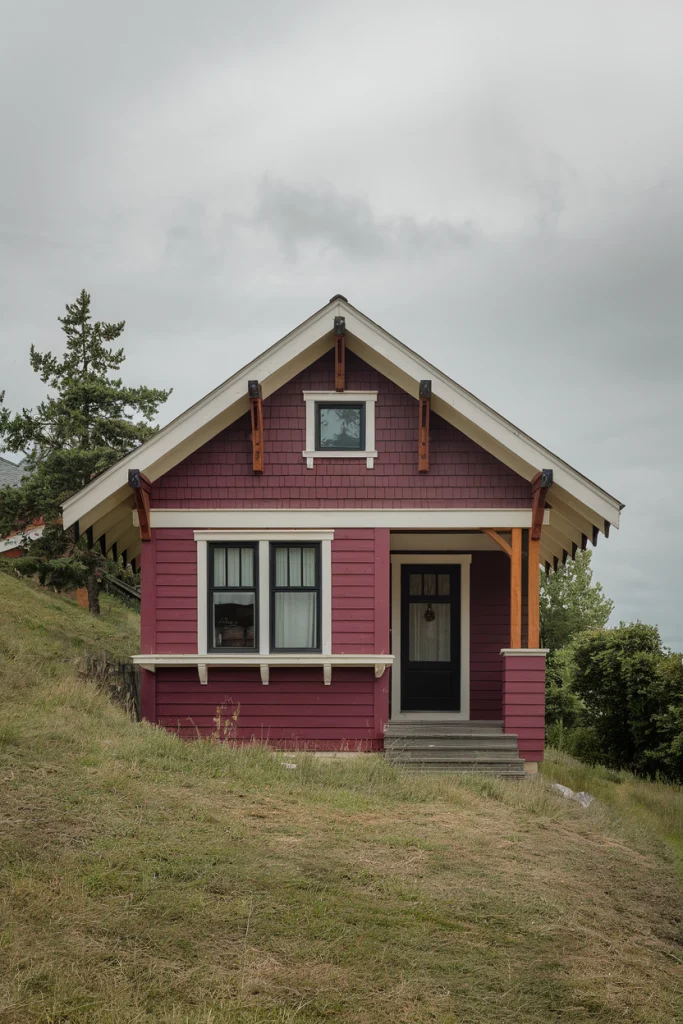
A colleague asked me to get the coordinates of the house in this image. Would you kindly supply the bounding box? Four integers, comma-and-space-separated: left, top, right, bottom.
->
62, 297, 623, 773
0, 457, 44, 557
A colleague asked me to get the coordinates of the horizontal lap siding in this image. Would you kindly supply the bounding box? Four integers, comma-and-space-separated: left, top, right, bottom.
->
502, 656, 546, 762
154, 530, 197, 653
155, 667, 380, 750
151, 350, 531, 510
469, 552, 508, 721
332, 529, 377, 654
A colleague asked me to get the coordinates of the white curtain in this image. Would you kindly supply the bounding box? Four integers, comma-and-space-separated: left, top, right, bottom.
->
409, 603, 450, 662
274, 592, 317, 648
275, 546, 315, 587
214, 546, 253, 587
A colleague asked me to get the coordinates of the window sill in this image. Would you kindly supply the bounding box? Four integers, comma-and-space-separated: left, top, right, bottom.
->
133, 652, 394, 685
302, 449, 378, 469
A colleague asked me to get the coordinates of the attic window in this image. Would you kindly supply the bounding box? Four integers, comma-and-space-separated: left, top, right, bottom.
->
316, 403, 365, 451
302, 391, 378, 469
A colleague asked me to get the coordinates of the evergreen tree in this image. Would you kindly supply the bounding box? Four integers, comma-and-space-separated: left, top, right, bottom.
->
0, 290, 171, 611
540, 549, 614, 651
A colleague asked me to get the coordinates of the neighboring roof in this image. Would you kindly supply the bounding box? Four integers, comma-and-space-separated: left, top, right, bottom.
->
0, 456, 25, 488
62, 296, 623, 568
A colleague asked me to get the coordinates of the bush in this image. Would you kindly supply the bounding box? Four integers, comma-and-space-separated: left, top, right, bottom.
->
568, 623, 683, 782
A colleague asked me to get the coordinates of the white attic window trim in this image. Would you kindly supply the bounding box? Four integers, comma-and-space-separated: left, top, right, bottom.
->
302, 390, 378, 469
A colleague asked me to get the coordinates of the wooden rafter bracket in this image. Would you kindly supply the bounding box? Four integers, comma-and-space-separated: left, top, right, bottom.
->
248, 380, 264, 473
334, 315, 346, 391
418, 379, 431, 473
128, 469, 152, 542
530, 468, 553, 540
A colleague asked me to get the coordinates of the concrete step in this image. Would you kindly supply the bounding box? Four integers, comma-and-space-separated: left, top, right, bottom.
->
388, 752, 524, 764
403, 765, 526, 776
385, 736, 519, 750
385, 721, 503, 734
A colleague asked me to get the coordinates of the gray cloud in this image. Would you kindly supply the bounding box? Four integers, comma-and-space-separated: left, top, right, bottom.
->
1, 0, 682, 647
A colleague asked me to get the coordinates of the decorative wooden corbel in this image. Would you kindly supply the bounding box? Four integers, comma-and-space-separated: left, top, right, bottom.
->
128, 468, 152, 541
260, 664, 269, 686
530, 468, 553, 540
248, 380, 264, 473
334, 316, 346, 391
418, 380, 431, 473
323, 663, 332, 686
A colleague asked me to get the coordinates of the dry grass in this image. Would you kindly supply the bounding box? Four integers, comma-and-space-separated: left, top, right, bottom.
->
0, 573, 682, 1023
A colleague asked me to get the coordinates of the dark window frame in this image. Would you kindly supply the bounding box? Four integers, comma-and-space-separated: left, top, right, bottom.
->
270, 542, 322, 653
314, 401, 366, 452
208, 541, 259, 654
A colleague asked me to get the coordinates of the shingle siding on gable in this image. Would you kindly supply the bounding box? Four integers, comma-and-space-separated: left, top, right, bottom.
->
152, 350, 531, 509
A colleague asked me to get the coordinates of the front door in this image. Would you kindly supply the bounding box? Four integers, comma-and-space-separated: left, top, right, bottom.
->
400, 564, 461, 712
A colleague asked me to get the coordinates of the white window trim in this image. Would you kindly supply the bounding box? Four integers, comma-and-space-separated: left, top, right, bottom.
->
390, 553, 472, 722
302, 390, 378, 469
196, 529, 332, 659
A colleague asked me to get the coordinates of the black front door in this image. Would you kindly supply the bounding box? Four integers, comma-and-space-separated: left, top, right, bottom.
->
400, 564, 461, 712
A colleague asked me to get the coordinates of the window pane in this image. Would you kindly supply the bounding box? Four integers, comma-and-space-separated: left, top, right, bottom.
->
438, 573, 450, 596
227, 547, 241, 587
409, 602, 450, 662
274, 592, 317, 649
302, 547, 316, 586
318, 405, 363, 450
288, 547, 302, 587
213, 548, 226, 587
213, 592, 255, 648
275, 547, 289, 586
241, 547, 254, 587
409, 574, 422, 596
423, 573, 436, 596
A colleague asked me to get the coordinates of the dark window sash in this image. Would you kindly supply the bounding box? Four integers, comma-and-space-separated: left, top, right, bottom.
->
208, 542, 258, 653
270, 542, 322, 652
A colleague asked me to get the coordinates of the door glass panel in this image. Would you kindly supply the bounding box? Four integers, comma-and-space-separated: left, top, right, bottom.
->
409, 602, 451, 662
409, 573, 422, 596
423, 573, 436, 596
438, 573, 450, 596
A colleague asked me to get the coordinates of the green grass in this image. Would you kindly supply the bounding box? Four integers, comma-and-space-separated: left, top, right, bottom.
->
0, 573, 682, 1023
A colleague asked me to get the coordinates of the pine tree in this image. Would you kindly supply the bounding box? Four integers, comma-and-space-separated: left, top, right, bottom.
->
540, 549, 614, 651
0, 290, 171, 611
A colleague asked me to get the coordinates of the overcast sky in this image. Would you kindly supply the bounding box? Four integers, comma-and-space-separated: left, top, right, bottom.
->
1, 1, 682, 647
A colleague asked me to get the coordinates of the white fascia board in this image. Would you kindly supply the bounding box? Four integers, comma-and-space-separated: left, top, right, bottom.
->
341, 304, 622, 528
62, 301, 343, 528
149, 508, 548, 529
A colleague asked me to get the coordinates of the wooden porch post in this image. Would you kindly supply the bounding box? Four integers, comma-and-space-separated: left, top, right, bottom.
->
510, 527, 522, 648
528, 535, 541, 648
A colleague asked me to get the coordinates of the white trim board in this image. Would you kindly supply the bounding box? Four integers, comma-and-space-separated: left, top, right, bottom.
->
147, 508, 549, 529
390, 553, 472, 722
133, 652, 394, 686
195, 530, 333, 659
303, 390, 378, 469
62, 297, 622, 545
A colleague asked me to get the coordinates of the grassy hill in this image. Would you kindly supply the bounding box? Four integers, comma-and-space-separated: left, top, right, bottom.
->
0, 572, 682, 1024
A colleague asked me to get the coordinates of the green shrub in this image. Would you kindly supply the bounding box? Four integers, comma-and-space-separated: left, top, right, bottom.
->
569, 623, 683, 782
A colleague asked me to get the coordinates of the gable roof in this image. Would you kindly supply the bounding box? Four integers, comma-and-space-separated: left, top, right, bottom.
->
62, 296, 623, 567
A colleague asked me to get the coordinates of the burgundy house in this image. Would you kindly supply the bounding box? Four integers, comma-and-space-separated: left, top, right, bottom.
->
63, 298, 622, 774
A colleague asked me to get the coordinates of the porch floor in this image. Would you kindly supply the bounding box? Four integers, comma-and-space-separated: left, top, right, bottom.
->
383, 720, 526, 777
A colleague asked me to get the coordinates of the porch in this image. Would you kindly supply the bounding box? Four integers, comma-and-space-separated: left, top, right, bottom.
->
387, 524, 548, 771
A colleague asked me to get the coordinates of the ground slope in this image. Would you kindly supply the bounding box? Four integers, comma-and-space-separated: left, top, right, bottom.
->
0, 573, 681, 1024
